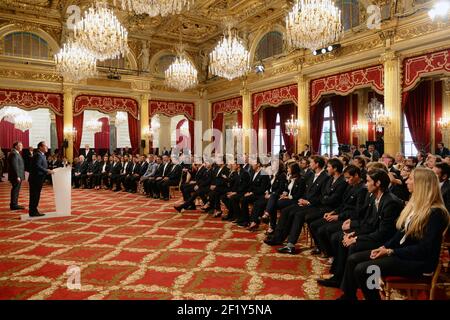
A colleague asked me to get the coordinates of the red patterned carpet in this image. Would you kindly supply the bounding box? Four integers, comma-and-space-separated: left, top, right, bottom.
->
0, 179, 347, 300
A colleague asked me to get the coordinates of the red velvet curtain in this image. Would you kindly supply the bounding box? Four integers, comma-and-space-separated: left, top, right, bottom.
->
213, 113, 223, 133
435, 81, 443, 146
237, 111, 242, 126
310, 102, 326, 154
176, 119, 187, 145
55, 115, 64, 155
188, 119, 194, 151
404, 80, 432, 152
0, 119, 29, 149
94, 117, 110, 151
351, 94, 358, 146
263, 107, 278, 154
127, 113, 139, 154
278, 104, 295, 154
73, 112, 84, 157
331, 95, 351, 145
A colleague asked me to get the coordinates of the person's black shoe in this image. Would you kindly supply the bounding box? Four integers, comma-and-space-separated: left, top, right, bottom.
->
29, 212, 45, 217
263, 238, 283, 246
311, 248, 321, 255
237, 221, 249, 228
187, 205, 197, 210
174, 205, 183, 213
222, 215, 233, 221
277, 246, 296, 254
10, 205, 25, 210
317, 276, 341, 288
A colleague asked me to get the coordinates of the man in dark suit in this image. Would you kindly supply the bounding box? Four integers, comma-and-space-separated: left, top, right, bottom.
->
125, 156, 142, 193
109, 155, 122, 191
264, 155, 330, 253
366, 144, 380, 162
221, 162, 251, 221
23, 146, 34, 173
436, 142, 450, 158
318, 168, 403, 288
7, 141, 25, 210
175, 161, 213, 212
158, 158, 182, 200
235, 159, 270, 227
80, 144, 94, 163
29, 141, 53, 217
433, 162, 450, 213
299, 144, 311, 158
151, 155, 172, 198
205, 160, 231, 216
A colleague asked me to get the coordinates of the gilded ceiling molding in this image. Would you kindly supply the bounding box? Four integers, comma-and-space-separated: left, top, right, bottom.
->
403, 48, 450, 92
73, 94, 139, 119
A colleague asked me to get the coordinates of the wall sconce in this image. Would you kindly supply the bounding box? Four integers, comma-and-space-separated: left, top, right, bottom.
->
351, 121, 363, 136
63, 127, 77, 141
438, 116, 450, 134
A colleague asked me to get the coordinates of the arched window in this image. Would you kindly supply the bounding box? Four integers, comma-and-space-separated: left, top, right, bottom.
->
336, 0, 360, 30
320, 105, 339, 156
255, 31, 283, 61
272, 113, 286, 155
154, 54, 176, 77
403, 114, 418, 157
2, 32, 50, 60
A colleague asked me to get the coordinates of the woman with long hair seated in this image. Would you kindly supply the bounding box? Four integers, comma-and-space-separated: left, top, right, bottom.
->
338, 167, 449, 300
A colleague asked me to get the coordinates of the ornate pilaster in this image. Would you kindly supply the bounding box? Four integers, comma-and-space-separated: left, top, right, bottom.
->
240, 86, 252, 154
63, 85, 74, 162
140, 93, 150, 155
380, 49, 402, 155
442, 78, 450, 147
296, 74, 310, 152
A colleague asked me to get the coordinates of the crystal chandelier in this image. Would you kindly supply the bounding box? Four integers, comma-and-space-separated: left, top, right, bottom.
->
73, 2, 129, 61
438, 115, 450, 134
209, 26, 250, 80
85, 119, 102, 132
2, 106, 33, 131
55, 41, 97, 82
115, 111, 128, 126
232, 122, 242, 135
285, 115, 301, 136
366, 97, 390, 132
165, 44, 198, 91
115, 0, 195, 17
286, 0, 343, 51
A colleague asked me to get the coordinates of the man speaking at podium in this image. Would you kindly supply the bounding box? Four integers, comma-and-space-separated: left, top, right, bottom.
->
28, 141, 53, 217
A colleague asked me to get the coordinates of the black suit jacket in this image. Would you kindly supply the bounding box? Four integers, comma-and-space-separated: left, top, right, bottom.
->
80, 149, 95, 162
7, 150, 25, 181
79, 161, 89, 175
167, 164, 182, 182
269, 172, 287, 195
139, 161, 149, 176
337, 182, 368, 221
384, 208, 448, 273
440, 179, 450, 213
121, 161, 132, 175
130, 162, 142, 175
303, 170, 330, 206
355, 191, 404, 246
283, 176, 307, 201
243, 163, 254, 177
320, 175, 348, 209
436, 147, 450, 158
99, 161, 110, 174
211, 166, 230, 189
159, 162, 172, 178
110, 162, 122, 175
249, 170, 270, 196
196, 168, 213, 189
230, 169, 250, 194
29, 152, 48, 182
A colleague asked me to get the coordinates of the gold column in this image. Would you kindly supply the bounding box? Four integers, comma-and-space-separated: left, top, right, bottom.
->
296, 74, 310, 152
140, 93, 150, 155
442, 78, 450, 146
63, 85, 74, 162
357, 89, 369, 145
240, 87, 252, 154
381, 50, 402, 155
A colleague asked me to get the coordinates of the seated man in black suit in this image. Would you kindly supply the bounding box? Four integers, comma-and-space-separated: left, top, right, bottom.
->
99, 155, 111, 189
436, 142, 450, 158
264, 155, 330, 254
119, 155, 132, 191
318, 168, 403, 288
174, 161, 213, 212
432, 162, 450, 213
221, 162, 250, 221
71, 156, 84, 188
180, 163, 205, 204
152, 155, 172, 199
109, 155, 123, 192
78, 155, 90, 188
311, 165, 367, 258
204, 158, 231, 217
158, 157, 182, 200
84, 154, 98, 189
125, 156, 142, 193
92, 154, 104, 190
235, 159, 270, 228
143, 155, 162, 197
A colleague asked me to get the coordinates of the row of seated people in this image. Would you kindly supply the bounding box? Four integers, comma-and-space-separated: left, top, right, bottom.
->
70, 150, 450, 300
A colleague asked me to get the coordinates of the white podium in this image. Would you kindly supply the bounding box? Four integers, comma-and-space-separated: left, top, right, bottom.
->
21, 166, 72, 221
